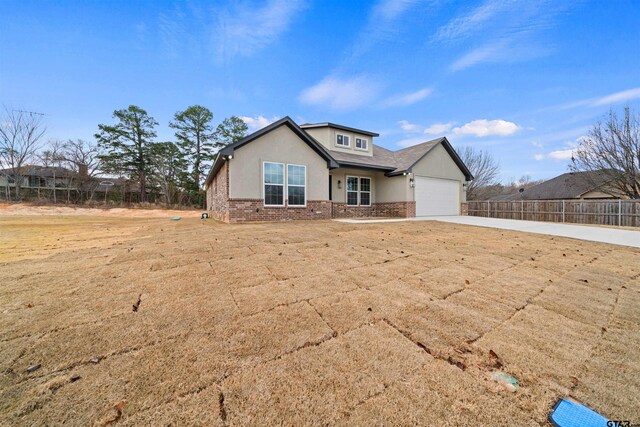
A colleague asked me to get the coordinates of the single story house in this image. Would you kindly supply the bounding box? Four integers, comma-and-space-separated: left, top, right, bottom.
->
495, 170, 624, 201
0, 165, 76, 189
204, 117, 472, 222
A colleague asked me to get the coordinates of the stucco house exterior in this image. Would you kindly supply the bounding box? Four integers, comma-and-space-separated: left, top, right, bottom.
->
204, 117, 472, 222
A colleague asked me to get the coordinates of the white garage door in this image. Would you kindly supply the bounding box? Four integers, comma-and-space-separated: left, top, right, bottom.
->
415, 176, 460, 216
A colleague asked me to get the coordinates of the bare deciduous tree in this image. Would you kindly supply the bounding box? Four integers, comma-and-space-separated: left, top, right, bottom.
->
39, 140, 65, 203
62, 139, 102, 201
571, 107, 640, 199
0, 108, 46, 200
460, 146, 500, 200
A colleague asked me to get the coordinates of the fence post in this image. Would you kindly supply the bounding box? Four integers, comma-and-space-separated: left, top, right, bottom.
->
618, 199, 622, 226
562, 200, 565, 223
521, 200, 524, 220
488, 201, 490, 218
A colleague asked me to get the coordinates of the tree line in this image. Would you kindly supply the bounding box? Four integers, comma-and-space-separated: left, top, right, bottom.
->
0, 105, 248, 207
1, 105, 638, 206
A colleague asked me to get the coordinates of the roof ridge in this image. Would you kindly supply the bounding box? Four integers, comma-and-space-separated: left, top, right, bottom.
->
394, 137, 445, 152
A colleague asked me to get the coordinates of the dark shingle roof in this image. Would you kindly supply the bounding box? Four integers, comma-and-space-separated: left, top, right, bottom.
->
507, 170, 617, 200
205, 118, 473, 185
325, 145, 398, 170
0, 165, 75, 177
322, 137, 472, 180
392, 139, 443, 171
300, 122, 379, 137
205, 117, 339, 186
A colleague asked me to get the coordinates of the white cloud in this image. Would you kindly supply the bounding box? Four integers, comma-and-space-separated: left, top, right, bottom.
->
560, 87, 640, 109
350, 0, 423, 58
548, 149, 574, 160
299, 75, 381, 111
424, 122, 454, 134
240, 115, 279, 131
534, 154, 544, 161
374, 0, 419, 21
452, 119, 520, 137
383, 87, 432, 107
434, 0, 508, 43
213, 0, 306, 60
592, 87, 640, 106
531, 140, 543, 148
436, 0, 569, 70
398, 120, 422, 133
450, 42, 505, 71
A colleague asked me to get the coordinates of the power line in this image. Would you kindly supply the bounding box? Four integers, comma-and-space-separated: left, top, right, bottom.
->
12, 110, 46, 116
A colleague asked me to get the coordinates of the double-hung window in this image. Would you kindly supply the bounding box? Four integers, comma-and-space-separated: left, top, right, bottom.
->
336, 134, 350, 147
355, 138, 367, 150
263, 162, 284, 206
346, 176, 371, 206
287, 164, 306, 207
263, 162, 306, 207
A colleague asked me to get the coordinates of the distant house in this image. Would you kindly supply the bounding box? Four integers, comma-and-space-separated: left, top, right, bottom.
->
204, 117, 473, 222
0, 166, 76, 189
0, 165, 141, 203
498, 170, 623, 201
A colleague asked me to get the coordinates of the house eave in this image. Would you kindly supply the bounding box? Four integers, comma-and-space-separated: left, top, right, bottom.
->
300, 123, 379, 137
335, 161, 396, 172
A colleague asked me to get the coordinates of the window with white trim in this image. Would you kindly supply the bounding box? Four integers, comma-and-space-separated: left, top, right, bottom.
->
287, 164, 306, 206
336, 134, 350, 147
346, 176, 371, 206
263, 162, 307, 207
263, 162, 284, 206
355, 137, 368, 150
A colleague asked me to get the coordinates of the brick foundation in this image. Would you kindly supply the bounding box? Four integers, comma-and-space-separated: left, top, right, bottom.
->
228, 199, 332, 223
206, 168, 418, 222
331, 202, 416, 219
460, 202, 468, 216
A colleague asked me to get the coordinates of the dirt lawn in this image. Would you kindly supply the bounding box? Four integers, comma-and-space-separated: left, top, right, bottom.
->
1, 213, 639, 426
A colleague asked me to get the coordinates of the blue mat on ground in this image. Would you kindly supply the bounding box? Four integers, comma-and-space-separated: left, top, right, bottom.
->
549, 398, 610, 427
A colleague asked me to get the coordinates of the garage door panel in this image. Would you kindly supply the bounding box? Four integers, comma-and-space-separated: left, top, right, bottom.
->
415, 176, 459, 216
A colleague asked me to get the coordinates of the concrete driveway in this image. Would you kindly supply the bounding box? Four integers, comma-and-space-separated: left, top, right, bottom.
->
336, 216, 640, 249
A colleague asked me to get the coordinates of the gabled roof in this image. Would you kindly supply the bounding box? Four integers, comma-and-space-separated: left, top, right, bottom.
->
326, 145, 397, 171
204, 117, 473, 186
320, 137, 473, 180
205, 117, 339, 186
498, 170, 619, 200
300, 122, 379, 137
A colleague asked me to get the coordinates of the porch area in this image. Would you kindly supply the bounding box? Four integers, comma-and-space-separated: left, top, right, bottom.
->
328, 167, 414, 218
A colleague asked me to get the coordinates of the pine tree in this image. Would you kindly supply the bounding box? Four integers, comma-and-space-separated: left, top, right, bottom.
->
169, 105, 215, 190
95, 105, 158, 202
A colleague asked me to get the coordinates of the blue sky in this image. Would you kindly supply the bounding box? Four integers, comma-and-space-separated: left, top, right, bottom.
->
1, 0, 639, 182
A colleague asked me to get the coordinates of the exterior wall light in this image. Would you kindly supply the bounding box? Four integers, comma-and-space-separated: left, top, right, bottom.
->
227, 155, 233, 160
337, 179, 342, 189
409, 178, 415, 188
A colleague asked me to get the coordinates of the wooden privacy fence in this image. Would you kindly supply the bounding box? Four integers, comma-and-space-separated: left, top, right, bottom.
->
466, 199, 640, 227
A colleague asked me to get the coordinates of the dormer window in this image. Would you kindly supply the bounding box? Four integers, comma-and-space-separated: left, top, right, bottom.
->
336, 134, 350, 147
355, 138, 368, 150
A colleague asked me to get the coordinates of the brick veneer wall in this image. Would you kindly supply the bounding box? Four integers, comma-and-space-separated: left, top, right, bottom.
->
206, 163, 418, 222
331, 202, 416, 218
228, 199, 332, 223
460, 202, 468, 216
206, 162, 230, 222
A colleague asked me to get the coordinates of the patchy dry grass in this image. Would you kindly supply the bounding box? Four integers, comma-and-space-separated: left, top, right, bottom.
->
0, 213, 639, 426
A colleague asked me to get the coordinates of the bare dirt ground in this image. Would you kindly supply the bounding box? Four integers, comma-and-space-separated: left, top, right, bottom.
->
0, 213, 638, 426
0, 202, 202, 218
